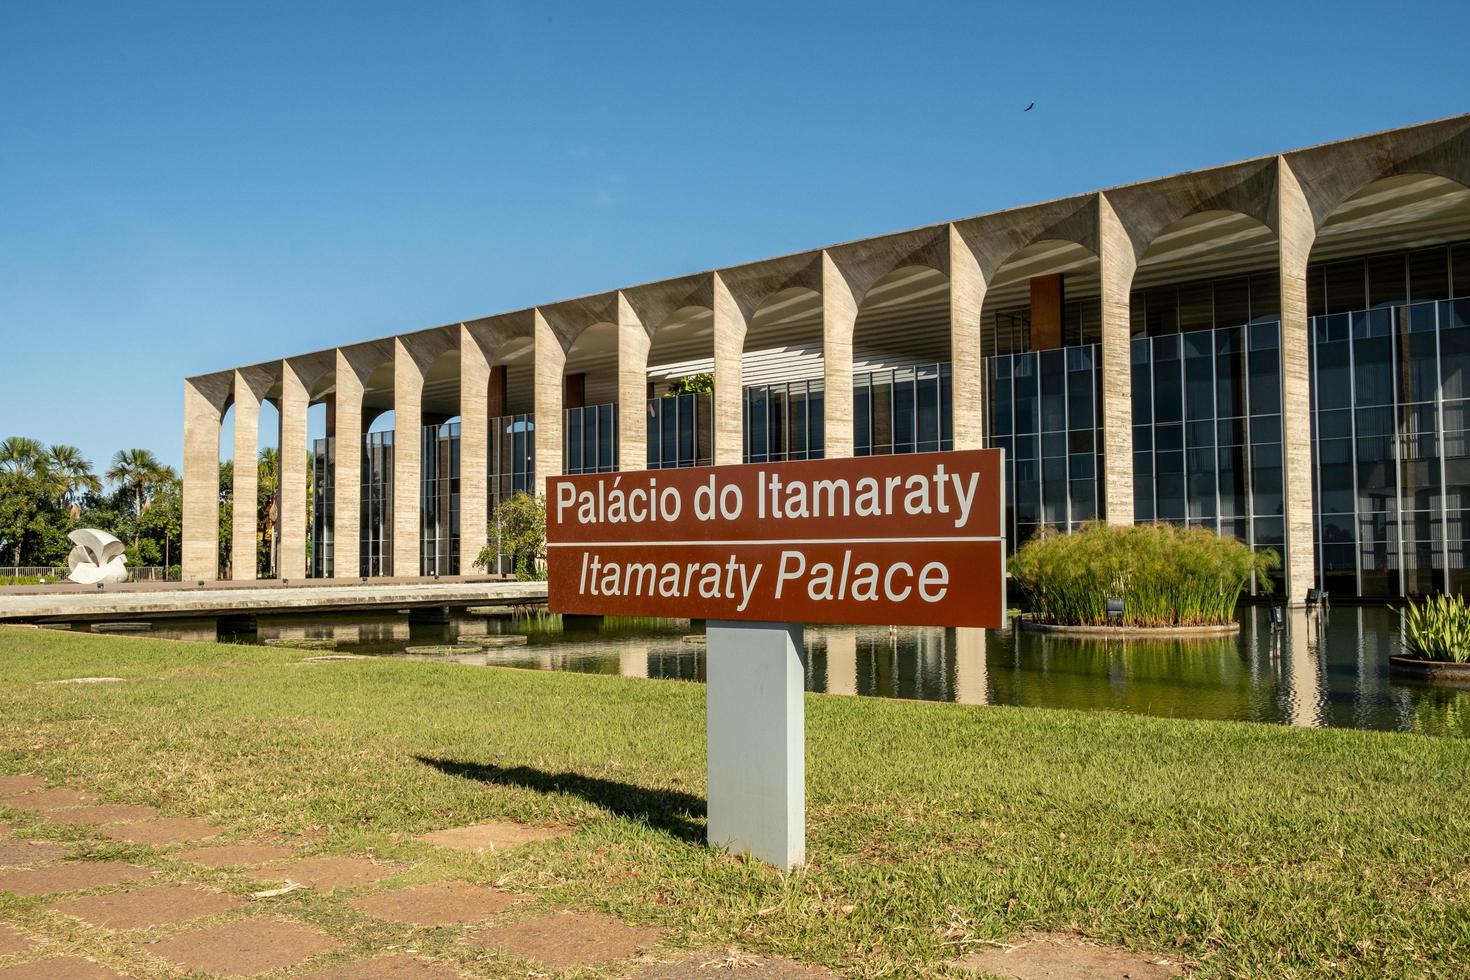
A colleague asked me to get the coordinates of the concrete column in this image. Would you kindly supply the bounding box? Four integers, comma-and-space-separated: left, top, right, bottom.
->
533, 310, 565, 495
953, 627, 988, 705
822, 251, 858, 458
181, 376, 230, 582
706, 620, 806, 869
393, 338, 424, 577
1098, 193, 1137, 525
333, 350, 366, 579
231, 370, 264, 580
619, 645, 649, 679
949, 226, 986, 450
617, 292, 651, 473
278, 360, 309, 581
1286, 609, 1322, 727
712, 273, 748, 465
1278, 157, 1318, 605
460, 326, 491, 573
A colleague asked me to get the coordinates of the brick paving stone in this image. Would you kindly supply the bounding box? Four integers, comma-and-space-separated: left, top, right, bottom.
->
0, 776, 48, 796
142, 918, 342, 976
466, 909, 661, 969
632, 951, 840, 978
0, 861, 149, 898
265, 856, 404, 891
0, 822, 14, 836
94, 817, 218, 846
0, 790, 96, 812
0, 923, 33, 956
0, 838, 69, 867
350, 881, 529, 926
47, 882, 243, 931
45, 805, 159, 828
300, 955, 463, 979
415, 821, 565, 854
951, 932, 1186, 979
174, 843, 296, 868
0, 957, 129, 979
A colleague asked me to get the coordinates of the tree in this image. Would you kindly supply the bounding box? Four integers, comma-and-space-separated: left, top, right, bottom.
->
218, 460, 234, 579
667, 373, 714, 396
476, 493, 545, 581
47, 445, 100, 514
106, 448, 175, 545
256, 448, 280, 577
0, 436, 64, 566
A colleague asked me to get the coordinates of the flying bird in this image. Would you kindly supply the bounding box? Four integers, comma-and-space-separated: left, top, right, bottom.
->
1024, 101, 1035, 112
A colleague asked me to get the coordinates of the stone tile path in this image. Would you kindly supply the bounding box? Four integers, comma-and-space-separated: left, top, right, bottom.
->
0, 957, 128, 979
633, 952, 840, 978
466, 909, 662, 970
952, 932, 1187, 979
141, 918, 342, 975
94, 816, 219, 846
416, 820, 566, 853
44, 804, 159, 827
263, 855, 404, 891
350, 880, 528, 926
174, 842, 296, 868
0, 838, 69, 867
47, 882, 243, 931
0, 923, 33, 956
0, 776, 47, 796
0, 861, 150, 898
300, 954, 464, 978
0, 789, 95, 811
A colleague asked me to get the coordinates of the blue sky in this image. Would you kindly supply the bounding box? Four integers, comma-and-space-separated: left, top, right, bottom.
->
2, 0, 1467, 472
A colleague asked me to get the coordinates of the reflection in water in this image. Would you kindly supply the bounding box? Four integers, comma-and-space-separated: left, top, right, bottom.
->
54, 605, 1470, 737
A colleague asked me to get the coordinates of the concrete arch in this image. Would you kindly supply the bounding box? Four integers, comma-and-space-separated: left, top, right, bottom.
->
1132, 208, 1280, 332
852, 265, 951, 367
1309, 172, 1470, 267
977, 238, 1101, 355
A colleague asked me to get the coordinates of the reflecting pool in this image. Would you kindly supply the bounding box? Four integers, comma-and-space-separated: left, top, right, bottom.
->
75, 604, 1469, 737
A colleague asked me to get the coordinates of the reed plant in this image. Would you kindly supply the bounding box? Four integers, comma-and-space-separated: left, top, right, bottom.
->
1399, 593, 1470, 663
1008, 522, 1277, 627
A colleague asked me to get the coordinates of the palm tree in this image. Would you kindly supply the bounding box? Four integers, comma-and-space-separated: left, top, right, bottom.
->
0, 436, 45, 476
47, 444, 100, 513
107, 448, 168, 519
256, 448, 281, 577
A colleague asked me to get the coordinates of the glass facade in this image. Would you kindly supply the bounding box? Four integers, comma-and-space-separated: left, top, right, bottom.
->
646, 392, 713, 469
310, 437, 334, 578
419, 421, 460, 576
985, 344, 1104, 551
565, 403, 617, 475
1131, 323, 1284, 590
743, 380, 824, 463
988, 299, 1100, 356
854, 363, 953, 456
360, 430, 393, 577
489, 413, 535, 507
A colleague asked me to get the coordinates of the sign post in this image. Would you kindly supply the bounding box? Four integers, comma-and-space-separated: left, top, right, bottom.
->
545, 450, 1005, 869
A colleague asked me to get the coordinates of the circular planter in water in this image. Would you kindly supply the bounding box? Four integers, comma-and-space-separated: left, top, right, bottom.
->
1018, 619, 1241, 639
1388, 655, 1470, 683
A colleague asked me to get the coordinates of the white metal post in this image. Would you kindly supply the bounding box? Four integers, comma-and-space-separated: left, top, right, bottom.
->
705, 620, 806, 869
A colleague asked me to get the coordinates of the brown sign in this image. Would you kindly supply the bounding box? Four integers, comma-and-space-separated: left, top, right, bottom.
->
545, 450, 1005, 628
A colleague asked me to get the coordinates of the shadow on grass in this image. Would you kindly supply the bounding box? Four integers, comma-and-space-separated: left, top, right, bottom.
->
414, 755, 707, 843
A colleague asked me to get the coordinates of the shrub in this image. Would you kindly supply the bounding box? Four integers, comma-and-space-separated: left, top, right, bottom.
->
476, 492, 546, 580
1399, 594, 1470, 663
1007, 522, 1278, 627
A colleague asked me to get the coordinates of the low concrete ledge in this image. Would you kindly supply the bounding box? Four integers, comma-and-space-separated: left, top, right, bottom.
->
1388, 655, 1470, 683
0, 580, 548, 622
1018, 620, 1241, 639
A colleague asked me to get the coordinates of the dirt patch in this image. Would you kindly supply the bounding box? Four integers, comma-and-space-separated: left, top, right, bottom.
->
466, 909, 661, 969
0, 838, 70, 866
952, 932, 1188, 979
265, 855, 405, 891
351, 880, 529, 926
417, 821, 566, 854
0, 957, 129, 979
45, 804, 159, 827
632, 951, 839, 978
0, 789, 96, 811
300, 954, 464, 978
0, 860, 149, 898
174, 842, 296, 868
0, 923, 34, 956
0, 775, 48, 796
95, 816, 218, 846
142, 918, 342, 975
48, 882, 243, 930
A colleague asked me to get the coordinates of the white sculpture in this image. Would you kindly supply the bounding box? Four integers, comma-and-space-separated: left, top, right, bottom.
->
66, 529, 129, 585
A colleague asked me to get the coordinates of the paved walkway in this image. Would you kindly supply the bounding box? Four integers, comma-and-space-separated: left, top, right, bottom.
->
0, 580, 547, 623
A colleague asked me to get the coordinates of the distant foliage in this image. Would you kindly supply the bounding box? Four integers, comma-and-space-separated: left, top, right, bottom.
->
1399, 594, 1470, 664
1008, 523, 1278, 627
477, 492, 547, 581
666, 373, 713, 396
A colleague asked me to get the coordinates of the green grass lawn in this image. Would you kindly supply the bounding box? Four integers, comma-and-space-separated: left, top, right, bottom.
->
2, 625, 1468, 978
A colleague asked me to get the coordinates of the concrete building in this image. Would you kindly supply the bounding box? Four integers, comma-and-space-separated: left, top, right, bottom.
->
183, 115, 1470, 602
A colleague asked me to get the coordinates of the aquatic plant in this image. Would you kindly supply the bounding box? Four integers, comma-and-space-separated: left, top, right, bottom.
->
1007, 522, 1278, 628
1399, 593, 1470, 663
